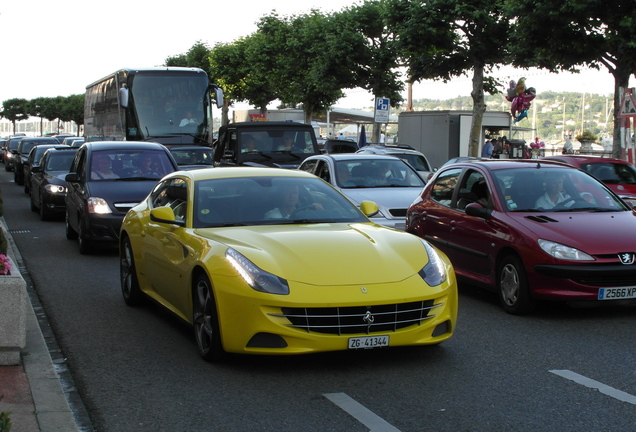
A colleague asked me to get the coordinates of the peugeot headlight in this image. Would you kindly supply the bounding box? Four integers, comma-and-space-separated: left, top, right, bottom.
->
418, 240, 447, 286
226, 248, 289, 295
538, 239, 594, 261
87, 197, 112, 214
44, 184, 66, 194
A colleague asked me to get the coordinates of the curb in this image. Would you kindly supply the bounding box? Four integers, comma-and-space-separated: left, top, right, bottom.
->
1, 217, 82, 432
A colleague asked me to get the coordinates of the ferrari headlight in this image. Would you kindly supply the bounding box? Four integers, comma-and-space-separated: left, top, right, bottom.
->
538, 239, 594, 261
226, 248, 289, 295
44, 184, 66, 194
418, 240, 447, 286
87, 197, 112, 214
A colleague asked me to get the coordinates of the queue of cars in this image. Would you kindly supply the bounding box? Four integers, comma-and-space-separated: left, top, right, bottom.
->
5, 131, 636, 360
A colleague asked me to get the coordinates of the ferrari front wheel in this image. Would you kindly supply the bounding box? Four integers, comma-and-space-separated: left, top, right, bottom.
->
193, 273, 225, 362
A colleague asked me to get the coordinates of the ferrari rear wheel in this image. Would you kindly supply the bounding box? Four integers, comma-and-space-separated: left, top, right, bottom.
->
121, 236, 144, 306
193, 273, 225, 362
498, 254, 535, 315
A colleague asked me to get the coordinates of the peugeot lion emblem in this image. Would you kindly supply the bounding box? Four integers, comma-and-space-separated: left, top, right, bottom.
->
363, 311, 374, 333
619, 253, 635, 265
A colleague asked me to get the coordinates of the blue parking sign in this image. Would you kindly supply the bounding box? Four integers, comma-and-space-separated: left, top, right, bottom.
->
374, 97, 390, 123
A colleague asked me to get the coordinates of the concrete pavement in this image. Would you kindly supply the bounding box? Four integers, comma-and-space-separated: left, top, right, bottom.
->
0, 219, 81, 432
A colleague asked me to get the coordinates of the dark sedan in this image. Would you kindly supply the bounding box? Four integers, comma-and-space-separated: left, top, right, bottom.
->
64, 141, 178, 253
406, 159, 636, 314
13, 137, 59, 185
30, 147, 79, 220
23, 144, 60, 194
168, 145, 214, 169
4, 136, 24, 172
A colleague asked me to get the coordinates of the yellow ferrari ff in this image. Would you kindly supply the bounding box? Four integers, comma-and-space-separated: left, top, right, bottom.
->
120, 167, 457, 361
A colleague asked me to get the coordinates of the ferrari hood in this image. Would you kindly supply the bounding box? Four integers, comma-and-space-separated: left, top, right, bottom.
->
196, 223, 429, 285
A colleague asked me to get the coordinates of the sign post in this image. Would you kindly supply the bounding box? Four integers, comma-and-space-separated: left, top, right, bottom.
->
374, 97, 390, 143
618, 88, 636, 164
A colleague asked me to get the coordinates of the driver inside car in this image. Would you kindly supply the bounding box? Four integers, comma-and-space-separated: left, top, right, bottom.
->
535, 172, 571, 209
264, 184, 323, 219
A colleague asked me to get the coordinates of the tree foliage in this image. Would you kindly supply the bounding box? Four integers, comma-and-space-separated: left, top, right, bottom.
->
505, 0, 636, 158
1, 98, 30, 134
1, 95, 83, 135
337, 1, 404, 141
387, 0, 512, 156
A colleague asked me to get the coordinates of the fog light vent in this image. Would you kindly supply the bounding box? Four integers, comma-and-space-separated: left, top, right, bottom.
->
246, 333, 288, 348
432, 320, 450, 337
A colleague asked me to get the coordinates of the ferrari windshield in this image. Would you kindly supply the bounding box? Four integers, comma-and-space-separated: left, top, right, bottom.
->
193, 176, 369, 228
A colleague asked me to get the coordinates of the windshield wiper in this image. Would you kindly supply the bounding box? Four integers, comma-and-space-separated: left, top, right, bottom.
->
555, 207, 618, 212
115, 177, 160, 181
279, 219, 324, 224
242, 151, 272, 160
270, 150, 301, 159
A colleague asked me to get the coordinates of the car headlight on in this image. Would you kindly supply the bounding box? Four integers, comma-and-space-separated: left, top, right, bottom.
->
44, 184, 66, 194
418, 240, 447, 286
87, 197, 112, 214
226, 248, 290, 295
538, 239, 594, 261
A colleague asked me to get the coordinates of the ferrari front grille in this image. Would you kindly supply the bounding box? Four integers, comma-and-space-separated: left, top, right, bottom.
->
274, 300, 441, 335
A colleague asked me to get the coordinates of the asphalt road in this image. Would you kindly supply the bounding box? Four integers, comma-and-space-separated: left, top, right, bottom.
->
1, 167, 635, 432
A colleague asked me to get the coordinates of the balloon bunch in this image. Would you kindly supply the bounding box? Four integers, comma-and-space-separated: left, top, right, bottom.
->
505, 77, 536, 123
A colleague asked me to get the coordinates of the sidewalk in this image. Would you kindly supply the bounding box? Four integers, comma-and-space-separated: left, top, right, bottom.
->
0, 221, 80, 432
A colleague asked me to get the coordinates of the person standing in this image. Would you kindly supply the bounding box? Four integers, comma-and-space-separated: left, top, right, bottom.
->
481, 139, 493, 158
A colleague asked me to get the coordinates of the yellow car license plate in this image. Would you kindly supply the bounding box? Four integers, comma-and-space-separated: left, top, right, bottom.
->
348, 335, 389, 349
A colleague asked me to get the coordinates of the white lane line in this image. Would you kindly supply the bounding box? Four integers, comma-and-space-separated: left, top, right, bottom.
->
324, 393, 402, 432
550, 369, 636, 405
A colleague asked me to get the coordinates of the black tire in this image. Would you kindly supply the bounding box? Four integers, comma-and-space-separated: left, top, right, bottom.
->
193, 273, 225, 362
39, 196, 49, 221
498, 254, 535, 315
65, 211, 78, 240
120, 236, 144, 306
30, 194, 38, 212
78, 221, 92, 254
24, 182, 30, 195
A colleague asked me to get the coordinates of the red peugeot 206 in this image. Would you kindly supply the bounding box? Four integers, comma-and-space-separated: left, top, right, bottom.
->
406, 159, 636, 314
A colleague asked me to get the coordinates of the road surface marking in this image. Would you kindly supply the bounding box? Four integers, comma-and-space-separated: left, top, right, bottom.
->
324, 393, 402, 432
550, 369, 636, 405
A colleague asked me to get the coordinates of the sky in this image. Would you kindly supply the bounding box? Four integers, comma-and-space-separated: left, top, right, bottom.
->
1, 0, 634, 111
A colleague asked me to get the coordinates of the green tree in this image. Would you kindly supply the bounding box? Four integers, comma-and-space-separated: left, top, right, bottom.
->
388, 0, 511, 156
165, 53, 187, 67
506, 0, 636, 158
38, 97, 60, 133
29, 97, 50, 135
257, 11, 350, 124
1, 98, 29, 135
337, 1, 404, 142
60, 94, 85, 135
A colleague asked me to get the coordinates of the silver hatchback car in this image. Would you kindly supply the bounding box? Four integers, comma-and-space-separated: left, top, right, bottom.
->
299, 154, 426, 230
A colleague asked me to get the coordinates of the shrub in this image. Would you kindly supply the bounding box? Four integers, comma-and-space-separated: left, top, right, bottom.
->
575, 130, 598, 142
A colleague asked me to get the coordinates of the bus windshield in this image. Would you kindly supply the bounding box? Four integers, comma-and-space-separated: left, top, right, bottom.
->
130, 72, 209, 141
